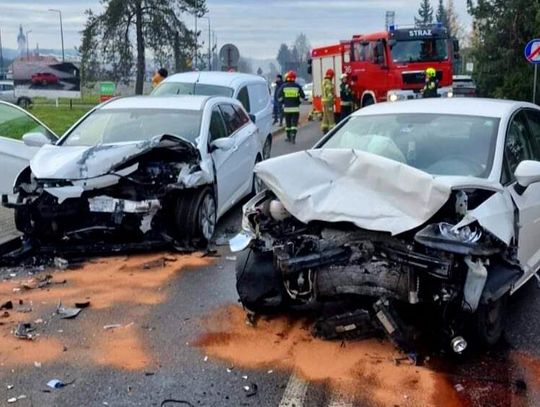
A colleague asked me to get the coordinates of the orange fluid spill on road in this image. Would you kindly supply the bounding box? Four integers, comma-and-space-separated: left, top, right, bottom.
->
0, 253, 210, 370
195, 304, 464, 407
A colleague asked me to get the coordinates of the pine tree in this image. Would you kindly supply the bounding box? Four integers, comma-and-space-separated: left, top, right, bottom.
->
436, 0, 448, 27
415, 0, 434, 26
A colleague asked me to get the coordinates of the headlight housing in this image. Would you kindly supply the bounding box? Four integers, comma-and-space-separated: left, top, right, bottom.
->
415, 222, 499, 255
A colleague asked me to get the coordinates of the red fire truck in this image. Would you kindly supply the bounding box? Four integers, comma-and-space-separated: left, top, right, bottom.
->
310, 24, 459, 116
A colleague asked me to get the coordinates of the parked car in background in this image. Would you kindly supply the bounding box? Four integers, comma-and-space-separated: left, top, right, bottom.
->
31, 72, 59, 86
234, 98, 540, 352
2, 96, 263, 247
452, 75, 477, 97
0, 101, 57, 198
303, 83, 313, 103
152, 72, 274, 159
0, 80, 32, 108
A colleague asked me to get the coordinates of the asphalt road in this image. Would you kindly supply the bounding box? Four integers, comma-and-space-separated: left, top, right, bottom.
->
2, 120, 540, 407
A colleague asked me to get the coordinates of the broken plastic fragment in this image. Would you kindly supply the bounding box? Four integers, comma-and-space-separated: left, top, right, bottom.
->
46, 379, 65, 389
54, 257, 69, 270
103, 324, 122, 330
13, 323, 36, 340
56, 302, 82, 319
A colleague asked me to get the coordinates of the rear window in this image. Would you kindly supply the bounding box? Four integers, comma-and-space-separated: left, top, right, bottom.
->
152, 82, 234, 97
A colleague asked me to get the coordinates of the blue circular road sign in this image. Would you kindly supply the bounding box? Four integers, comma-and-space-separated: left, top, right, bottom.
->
525, 39, 540, 64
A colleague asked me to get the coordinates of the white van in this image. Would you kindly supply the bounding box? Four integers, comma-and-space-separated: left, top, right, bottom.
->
152, 72, 273, 159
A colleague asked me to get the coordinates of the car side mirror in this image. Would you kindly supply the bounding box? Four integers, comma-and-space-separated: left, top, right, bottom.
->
22, 132, 51, 147
210, 137, 235, 152
249, 114, 256, 124
514, 160, 540, 194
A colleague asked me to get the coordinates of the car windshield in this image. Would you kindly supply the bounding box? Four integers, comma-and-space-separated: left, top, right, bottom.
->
391, 39, 448, 63
152, 82, 234, 97
61, 108, 202, 146
321, 113, 500, 178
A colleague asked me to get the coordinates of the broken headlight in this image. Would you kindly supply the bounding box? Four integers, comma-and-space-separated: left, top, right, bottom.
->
415, 222, 498, 256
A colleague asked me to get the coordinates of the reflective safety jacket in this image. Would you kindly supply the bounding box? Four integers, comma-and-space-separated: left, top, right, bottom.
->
422, 77, 439, 98
340, 82, 353, 106
277, 81, 305, 113
322, 78, 335, 105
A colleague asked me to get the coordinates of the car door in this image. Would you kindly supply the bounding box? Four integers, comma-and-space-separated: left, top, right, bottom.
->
505, 109, 540, 274
0, 84, 14, 103
219, 103, 256, 210
0, 102, 56, 196
208, 106, 237, 213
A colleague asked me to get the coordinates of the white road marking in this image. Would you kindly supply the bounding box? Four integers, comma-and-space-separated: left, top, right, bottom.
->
328, 399, 354, 407
279, 373, 309, 407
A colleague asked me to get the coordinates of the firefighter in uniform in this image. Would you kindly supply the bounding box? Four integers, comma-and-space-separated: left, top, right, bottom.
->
321, 69, 336, 133
277, 70, 305, 144
422, 67, 439, 98
339, 73, 353, 121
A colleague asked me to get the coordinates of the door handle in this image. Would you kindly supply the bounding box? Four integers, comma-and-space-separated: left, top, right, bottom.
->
232, 145, 239, 152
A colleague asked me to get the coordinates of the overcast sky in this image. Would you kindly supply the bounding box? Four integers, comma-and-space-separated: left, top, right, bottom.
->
0, 0, 472, 60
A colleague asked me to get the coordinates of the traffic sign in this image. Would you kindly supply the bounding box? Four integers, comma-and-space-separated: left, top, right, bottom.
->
525, 39, 540, 64
219, 44, 240, 70
525, 40, 540, 104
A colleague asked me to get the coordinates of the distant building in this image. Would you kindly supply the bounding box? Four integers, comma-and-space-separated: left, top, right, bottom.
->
17, 25, 26, 56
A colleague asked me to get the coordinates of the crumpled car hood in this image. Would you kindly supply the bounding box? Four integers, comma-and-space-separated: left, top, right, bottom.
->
31, 135, 198, 180
255, 149, 498, 235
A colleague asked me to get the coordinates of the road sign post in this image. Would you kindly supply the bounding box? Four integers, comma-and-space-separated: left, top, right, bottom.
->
524, 39, 540, 104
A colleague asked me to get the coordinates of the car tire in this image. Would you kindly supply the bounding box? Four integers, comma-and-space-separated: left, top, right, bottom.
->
173, 186, 216, 246
236, 248, 285, 313
17, 98, 31, 109
473, 295, 508, 347
262, 136, 272, 160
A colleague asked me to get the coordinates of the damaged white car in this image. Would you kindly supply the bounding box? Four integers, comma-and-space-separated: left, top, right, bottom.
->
2, 96, 262, 249
232, 98, 540, 353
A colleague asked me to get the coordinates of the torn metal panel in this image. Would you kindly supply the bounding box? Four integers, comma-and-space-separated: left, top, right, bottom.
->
45, 164, 140, 204
255, 149, 452, 235
30, 135, 198, 180
454, 190, 515, 245
177, 160, 214, 188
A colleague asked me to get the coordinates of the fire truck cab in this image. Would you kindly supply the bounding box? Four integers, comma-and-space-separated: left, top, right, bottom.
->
310, 24, 458, 114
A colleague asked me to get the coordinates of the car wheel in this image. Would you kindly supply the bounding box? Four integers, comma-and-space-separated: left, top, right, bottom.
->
17, 98, 30, 109
473, 295, 507, 347
173, 187, 216, 246
236, 248, 285, 313
262, 136, 272, 160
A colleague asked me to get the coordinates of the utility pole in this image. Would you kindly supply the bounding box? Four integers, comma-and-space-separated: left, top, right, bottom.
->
199, 16, 211, 71
49, 9, 65, 62
194, 13, 198, 69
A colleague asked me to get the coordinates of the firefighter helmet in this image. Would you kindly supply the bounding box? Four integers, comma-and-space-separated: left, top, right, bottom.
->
426, 67, 436, 78
325, 68, 335, 78
286, 70, 297, 81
